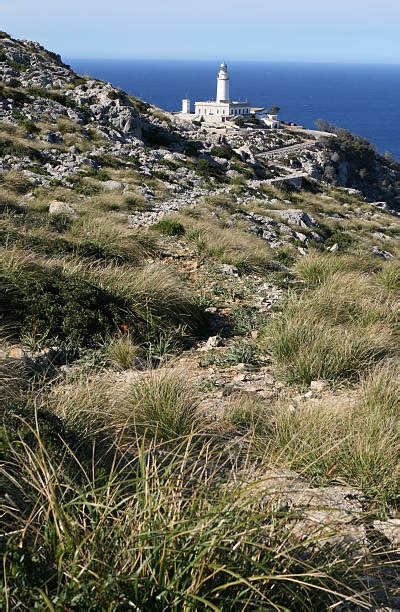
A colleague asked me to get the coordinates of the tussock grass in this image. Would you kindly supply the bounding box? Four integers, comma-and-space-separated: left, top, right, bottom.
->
294, 252, 377, 286
47, 368, 199, 443
68, 216, 158, 263
87, 191, 147, 212
127, 369, 199, 440
1, 421, 371, 610
377, 260, 400, 294
249, 361, 399, 512
0, 187, 21, 213
264, 271, 398, 384
106, 333, 141, 370
183, 217, 275, 274
0, 169, 33, 194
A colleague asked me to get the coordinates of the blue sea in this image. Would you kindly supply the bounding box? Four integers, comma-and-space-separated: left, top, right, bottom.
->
68, 59, 400, 159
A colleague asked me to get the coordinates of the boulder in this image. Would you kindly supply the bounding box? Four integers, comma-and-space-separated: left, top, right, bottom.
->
373, 519, 400, 547
371, 246, 393, 260
42, 131, 63, 144
48, 200, 77, 217
102, 180, 125, 191
278, 209, 319, 229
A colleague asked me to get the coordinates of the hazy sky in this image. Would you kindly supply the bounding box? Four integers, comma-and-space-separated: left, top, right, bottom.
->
1, 0, 400, 63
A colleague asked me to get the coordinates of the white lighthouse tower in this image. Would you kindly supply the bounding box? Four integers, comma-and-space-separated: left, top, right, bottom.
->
194, 62, 251, 121
216, 62, 230, 103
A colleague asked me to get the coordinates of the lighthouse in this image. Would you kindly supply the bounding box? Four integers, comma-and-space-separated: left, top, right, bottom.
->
216, 62, 230, 103
193, 62, 251, 121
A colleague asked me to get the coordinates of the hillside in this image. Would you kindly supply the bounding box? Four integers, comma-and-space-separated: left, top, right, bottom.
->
1, 32, 399, 610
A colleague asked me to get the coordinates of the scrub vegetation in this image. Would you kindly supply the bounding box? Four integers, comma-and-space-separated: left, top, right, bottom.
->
1, 33, 400, 610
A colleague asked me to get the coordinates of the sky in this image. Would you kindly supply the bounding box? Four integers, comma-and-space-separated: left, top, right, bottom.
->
1, 0, 400, 64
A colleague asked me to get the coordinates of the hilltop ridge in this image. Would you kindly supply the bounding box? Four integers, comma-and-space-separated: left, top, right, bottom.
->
1, 32, 399, 610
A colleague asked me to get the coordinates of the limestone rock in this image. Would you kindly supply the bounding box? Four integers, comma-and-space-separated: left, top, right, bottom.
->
48, 201, 77, 217
220, 264, 240, 277
310, 380, 327, 392
373, 519, 400, 546
371, 246, 393, 260
102, 180, 124, 191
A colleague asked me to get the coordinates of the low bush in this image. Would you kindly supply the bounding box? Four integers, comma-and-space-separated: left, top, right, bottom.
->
195, 158, 225, 180
210, 143, 235, 160
0, 251, 207, 348
153, 217, 185, 236
0, 252, 128, 347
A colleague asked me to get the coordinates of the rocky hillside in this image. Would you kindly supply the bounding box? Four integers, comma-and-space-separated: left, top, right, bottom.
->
1, 32, 399, 610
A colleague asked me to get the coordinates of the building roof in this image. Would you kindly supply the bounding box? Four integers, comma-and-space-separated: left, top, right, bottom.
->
195, 100, 251, 106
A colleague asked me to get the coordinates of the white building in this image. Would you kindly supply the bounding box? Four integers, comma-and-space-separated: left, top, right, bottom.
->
190, 63, 252, 122
254, 108, 281, 129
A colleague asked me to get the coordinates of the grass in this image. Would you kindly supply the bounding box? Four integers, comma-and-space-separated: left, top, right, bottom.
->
45, 367, 199, 443
127, 369, 200, 440
242, 361, 400, 513
293, 252, 376, 286
377, 260, 400, 294
1, 55, 400, 608
264, 268, 398, 384
183, 216, 276, 274
106, 332, 141, 370
153, 217, 185, 236
1, 414, 375, 610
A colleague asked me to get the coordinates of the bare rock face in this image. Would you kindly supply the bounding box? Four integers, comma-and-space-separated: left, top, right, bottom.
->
68, 81, 143, 140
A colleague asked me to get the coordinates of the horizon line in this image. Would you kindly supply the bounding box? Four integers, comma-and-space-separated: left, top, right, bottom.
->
65, 56, 400, 67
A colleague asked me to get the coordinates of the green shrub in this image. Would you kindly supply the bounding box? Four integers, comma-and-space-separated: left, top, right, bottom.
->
80, 167, 111, 182
210, 144, 235, 160
8, 78, 21, 88
0, 256, 128, 347
153, 218, 185, 236
0, 251, 207, 348
195, 158, 225, 180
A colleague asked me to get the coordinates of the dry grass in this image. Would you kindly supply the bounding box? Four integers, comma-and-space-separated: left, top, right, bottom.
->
293, 252, 377, 286
224, 362, 399, 512
46, 367, 200, 443
264, 270, 398, 384
106, 333, 141, 370
1, 424, 372, 610
180, 215, 275, 273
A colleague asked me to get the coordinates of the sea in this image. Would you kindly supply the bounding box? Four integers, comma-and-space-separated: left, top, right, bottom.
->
67, 59, 400, 159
